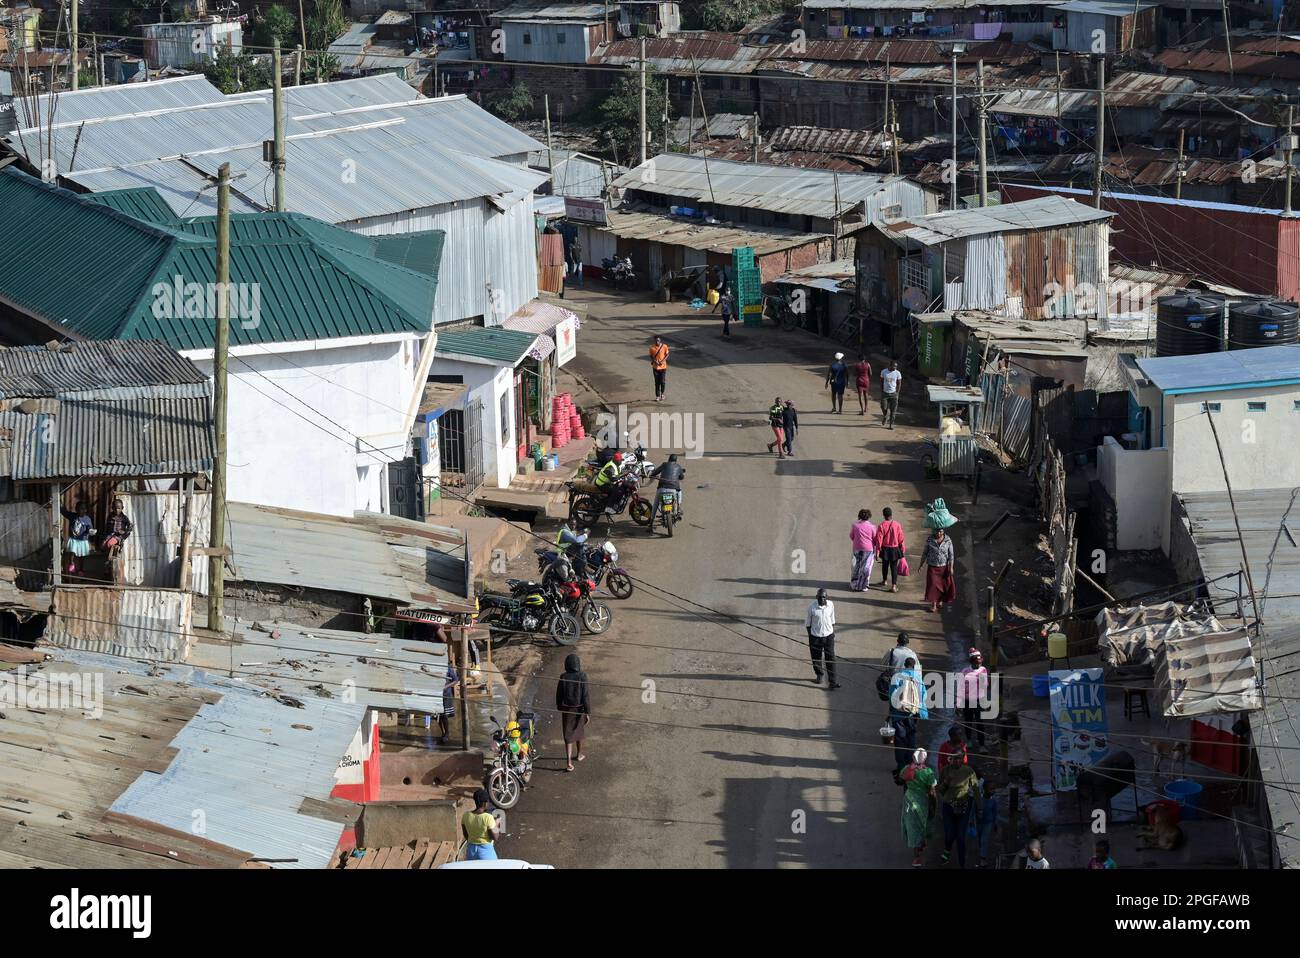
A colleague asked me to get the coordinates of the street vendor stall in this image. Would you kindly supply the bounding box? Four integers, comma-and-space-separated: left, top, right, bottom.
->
924, 384, 984, 480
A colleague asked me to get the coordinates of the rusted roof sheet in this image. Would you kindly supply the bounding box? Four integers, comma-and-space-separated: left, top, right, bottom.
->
1154, 47, 1300, 81
592, 33, 769, 74
601, 208, 827, 256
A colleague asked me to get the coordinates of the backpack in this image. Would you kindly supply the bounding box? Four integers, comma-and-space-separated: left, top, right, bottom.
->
875, 669, 892, 702
895, 674, 922, 716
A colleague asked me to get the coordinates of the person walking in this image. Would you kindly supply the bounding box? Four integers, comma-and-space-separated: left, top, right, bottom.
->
436, 661, 459, 743
556, 653, 591, 771
900, 748, 937, 867
849, 508, 877, 591
461, 789, 500, 860
880, 360, 902, 428
804, 588, 839, 689
888, 656, 928, 778
649, 335, 670, 402
765, 396, 787, 458
920, 525, 957, 613
938, 757, 983, 868
781, 400, 799, 456
959, 648, 989, 748
875, 507, 906, 592
937, 725, 968, 770
826, 352, 848, 413
854, 354, 873, 415
569, 238, 584, 287
885, 631, 915, 671
720, 290, 734, 336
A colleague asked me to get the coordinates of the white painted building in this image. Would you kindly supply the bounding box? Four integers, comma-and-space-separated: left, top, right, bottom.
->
182, 332, 434, 518
1108, 343, 1300, 552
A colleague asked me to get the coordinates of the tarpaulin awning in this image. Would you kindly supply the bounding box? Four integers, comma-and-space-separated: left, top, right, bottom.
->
503, 300, 582, 335
1096, 602, 1261, 718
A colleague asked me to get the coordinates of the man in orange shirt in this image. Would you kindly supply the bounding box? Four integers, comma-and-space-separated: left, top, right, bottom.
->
649, 335, 670, 402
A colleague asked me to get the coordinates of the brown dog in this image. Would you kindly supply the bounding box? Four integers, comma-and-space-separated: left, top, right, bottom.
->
1137, 804, 1185, 851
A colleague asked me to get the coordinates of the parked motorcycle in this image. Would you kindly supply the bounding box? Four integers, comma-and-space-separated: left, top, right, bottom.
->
601, 255, 637, 290
556, 575, 613, 635
535, 539, 633, 599
485, 714, 538, 810
582, 433, 655, 481
569, 473, 653, 528
476, 580, 581, 647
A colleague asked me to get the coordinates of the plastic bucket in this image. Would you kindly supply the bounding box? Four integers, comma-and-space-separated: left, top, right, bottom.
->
1031, 674, 1051, 698
1163, 779, 1203, 820
550, 454, 560, 470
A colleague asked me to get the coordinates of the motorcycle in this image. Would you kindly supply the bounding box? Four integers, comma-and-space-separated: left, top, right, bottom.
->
556, 575, 613, 635
581, 433, 655, 481
535, 539, 633, 599
652, 487, 681, 537
569, 472, 653, 529
601, 255, 637, 290
485, 714, 539, 810
476, 580, 581, 647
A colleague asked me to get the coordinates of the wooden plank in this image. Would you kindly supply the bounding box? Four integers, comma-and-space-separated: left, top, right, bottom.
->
355, 848, 376, 870
430, 841, 457, 867
370, 846, 394, 870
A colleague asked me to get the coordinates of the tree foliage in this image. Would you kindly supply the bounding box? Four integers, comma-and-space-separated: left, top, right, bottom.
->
305, 0, 345, 83
597, 71, 673, 164
684, 0, 788, 32
201, 45, 274, 95
257, 4, 299, 49
486, 81, 535, 122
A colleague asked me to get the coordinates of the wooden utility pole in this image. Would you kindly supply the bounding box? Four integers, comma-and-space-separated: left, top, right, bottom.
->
544, 93, 555, 192
883, 56, 891, 142
639, 36, 648, 165
295, 45, 303, 86
1092, 56, 1105, 209
92, 33, 99, 86
272, 39, 286, 212
950, 50, 959, 210
298, 0, 308, 53
752, 112, 759, 162
207, 163, 232, 633
1175, 128, 1185, 200
70, 0, 78, 91
832, 171, 841, 259
890, 100, 901, 176
687, 79, 696, 155
664, 79, 670, 154
1285, 105, 1295, 218
1222, 0, 1234, 81
458, 629, 471, 751
977, 60, 988, 208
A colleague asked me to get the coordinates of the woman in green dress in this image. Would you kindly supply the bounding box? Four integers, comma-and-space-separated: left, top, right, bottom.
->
900, 748, 937, 867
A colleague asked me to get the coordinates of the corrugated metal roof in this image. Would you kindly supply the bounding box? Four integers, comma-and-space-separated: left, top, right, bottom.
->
68, 644, 367, 869
0, 169, 442, 350
613, 153, 933, 219
188, 618, 451, 713
1154, 46, 1300, 81
1052, 0, 1153, 14
82, 186, 183, 224
436, 326, 541, 366
593, 34, 771, 75
865, 195, 1112, 246
219, 501, 473, 613
802, 0, 1043, 7
527, 148, 622, 199
775, 258, 855, 292
1133, 343, 1300, 392
669, 113, 754, 142
602, 208, 827, 255
494, 2, 608, 18
503, 300, 581, 335
12, 74, 226, 127
0, 340, 208, 399
231, 73, 421, 113
1176, 487, 1300, 867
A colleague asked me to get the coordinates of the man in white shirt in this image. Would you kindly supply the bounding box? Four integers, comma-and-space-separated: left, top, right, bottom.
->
880, 360, 903, 429
804, 588, 839, 689
884, 631, 916, 671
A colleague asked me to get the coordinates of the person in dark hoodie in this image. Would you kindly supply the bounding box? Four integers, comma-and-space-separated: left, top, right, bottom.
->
782, 400, 799, 457
556, 653, 591, 771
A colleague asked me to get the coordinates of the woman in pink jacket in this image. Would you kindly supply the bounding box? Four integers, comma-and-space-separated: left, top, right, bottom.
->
849, 509, 877, 591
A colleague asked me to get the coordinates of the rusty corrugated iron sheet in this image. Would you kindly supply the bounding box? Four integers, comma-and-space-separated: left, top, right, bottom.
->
46, 587, 193, 662
1154, 47, 1300, 82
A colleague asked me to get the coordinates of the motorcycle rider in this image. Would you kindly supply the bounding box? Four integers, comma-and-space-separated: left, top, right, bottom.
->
648, 453, 686, 531
593, 451, 626, 513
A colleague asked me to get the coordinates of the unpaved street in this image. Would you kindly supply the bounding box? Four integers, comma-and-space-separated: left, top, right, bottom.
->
505, 288, 983, 868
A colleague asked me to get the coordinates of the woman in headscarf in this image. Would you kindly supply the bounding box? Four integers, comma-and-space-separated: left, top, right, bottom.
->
556, 653, 591, 771
920, 525, 957, 613
900, 748, 937, 867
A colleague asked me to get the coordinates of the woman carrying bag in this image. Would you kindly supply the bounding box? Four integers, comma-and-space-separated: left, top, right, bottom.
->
875, 507, 907, 592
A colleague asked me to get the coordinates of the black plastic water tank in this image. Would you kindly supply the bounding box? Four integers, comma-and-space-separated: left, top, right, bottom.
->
1156, 294, 1224, 356
1228, 300, 1300, 350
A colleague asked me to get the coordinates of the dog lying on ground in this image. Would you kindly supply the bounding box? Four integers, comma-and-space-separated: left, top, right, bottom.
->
1137, 805, 1185, 851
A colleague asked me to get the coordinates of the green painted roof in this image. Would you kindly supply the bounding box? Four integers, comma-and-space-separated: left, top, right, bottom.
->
83, 187, 182, 226
435, 326, 539, 366
0, 168, 443, 351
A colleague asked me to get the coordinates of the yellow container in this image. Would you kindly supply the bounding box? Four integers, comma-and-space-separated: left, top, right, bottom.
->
706, 288, 720, 306
1047, 632, 1068, 660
